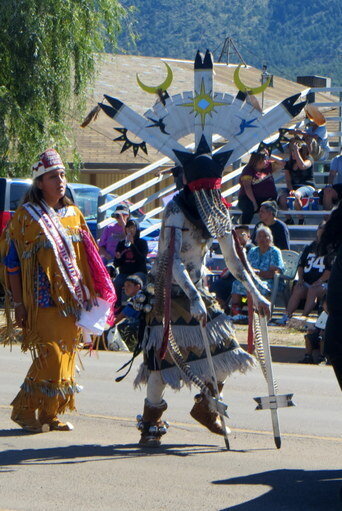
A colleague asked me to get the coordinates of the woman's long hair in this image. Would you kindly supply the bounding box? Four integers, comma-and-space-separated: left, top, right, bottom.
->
125, 218, 141, 240
246, 152, 266, 168
22, 177, 73, 208
318, 202, 342, 255
299, 143, 310, 159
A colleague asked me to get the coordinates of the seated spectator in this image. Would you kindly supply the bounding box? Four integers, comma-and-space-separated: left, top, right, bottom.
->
277, 222, 331, 327
278, 141, 315, 225
328, 151, 342, 184
210, 225, 253, 311
321, 152, 342, 211
287, 106, 330, 161
238, 152, 283, 224
114, 219, 148, 307
234, 224, 254, 254
99, 204, 130, 264
302, 108, 330, 162
319, 184, 342, 213
114, 275, 144, 324
298, 304, 328, 365
252, 200, 290, 250
230, 226, 284, 319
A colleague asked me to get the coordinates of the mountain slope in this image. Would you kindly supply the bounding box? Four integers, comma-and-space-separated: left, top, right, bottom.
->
120, 0, 342, 85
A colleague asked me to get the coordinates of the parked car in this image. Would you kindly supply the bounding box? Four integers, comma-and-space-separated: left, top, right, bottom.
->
0, 178, 32, 234
0, 178, 160, 239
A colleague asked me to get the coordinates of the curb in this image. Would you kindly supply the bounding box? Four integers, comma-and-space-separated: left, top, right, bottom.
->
240, 344, 305, 364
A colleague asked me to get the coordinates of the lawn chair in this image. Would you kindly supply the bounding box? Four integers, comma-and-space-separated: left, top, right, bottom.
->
270, 249, 300, 316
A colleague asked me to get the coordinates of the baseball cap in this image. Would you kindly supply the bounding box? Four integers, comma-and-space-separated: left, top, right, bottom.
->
111, 204, 130, 217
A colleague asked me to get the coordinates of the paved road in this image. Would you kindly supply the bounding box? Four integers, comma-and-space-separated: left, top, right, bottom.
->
0, 347, 341, 511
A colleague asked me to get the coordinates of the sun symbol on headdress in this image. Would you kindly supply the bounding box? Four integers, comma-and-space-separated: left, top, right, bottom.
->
179, 79, 227, 128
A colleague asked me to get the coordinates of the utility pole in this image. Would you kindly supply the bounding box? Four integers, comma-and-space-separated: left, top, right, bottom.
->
217, 37, 247, 67
260, 63, 274, 109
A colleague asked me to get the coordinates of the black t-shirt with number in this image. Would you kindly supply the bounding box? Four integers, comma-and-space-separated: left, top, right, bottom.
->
298, 241, 331, 284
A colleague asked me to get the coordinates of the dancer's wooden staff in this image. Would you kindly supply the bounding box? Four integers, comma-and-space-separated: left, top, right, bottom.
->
232, 228, 295, 449
253, 313, 295, 449
200, 324, 231, 450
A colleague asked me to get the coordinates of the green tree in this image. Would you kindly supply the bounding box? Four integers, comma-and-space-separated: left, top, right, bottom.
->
0, 0, 130, 176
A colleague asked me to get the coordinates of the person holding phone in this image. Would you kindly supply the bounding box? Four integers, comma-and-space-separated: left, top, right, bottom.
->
113, 219, 148, 307
277, 141, 314, 225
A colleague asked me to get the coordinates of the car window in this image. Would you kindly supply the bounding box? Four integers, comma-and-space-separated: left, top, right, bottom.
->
0, 179, 6, 209
10, 182, 30, 210
70, 187, 99, 220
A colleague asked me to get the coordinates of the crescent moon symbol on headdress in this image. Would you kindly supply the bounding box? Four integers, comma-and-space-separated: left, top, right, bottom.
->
233, 64, 271, 95
136, 61, 173, 94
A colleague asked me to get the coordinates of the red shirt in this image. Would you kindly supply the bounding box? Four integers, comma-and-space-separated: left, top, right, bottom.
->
239, 161, 277, 201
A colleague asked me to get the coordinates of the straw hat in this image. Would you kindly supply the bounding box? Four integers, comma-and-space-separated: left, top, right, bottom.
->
304, 104, 326, 126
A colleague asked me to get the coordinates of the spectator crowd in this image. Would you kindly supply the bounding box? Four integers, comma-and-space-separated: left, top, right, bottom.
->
209, 105, 342, 367
97, 104, 341, 370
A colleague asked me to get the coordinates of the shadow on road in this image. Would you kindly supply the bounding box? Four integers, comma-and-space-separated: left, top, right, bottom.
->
0, 428, 38, 437
0, 442, 231, 466
213, 468, 342, 511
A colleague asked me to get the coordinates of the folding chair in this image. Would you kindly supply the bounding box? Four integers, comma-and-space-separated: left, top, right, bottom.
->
270, 249, 300, 316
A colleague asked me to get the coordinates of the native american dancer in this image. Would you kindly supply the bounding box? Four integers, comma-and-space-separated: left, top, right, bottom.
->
1, 149, 116, 433
96, 49, 305, 447
133, 153, 270, 446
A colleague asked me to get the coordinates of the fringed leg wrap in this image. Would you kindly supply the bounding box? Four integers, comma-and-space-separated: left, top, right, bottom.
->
10, 378, 81, 432
137, 399, 169, 447
190, 382, 225, 436
11, 391, 42, 433
19, 378, 80, 415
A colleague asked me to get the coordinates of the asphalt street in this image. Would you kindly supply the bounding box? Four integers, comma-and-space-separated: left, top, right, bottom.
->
0, 346, 341, 511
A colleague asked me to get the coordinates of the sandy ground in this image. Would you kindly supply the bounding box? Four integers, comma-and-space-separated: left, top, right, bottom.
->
234, 324, 305, 347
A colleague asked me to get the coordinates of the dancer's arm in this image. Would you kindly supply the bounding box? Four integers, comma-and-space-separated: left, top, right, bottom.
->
8, 272, 27, 327
163, 203, 206, 322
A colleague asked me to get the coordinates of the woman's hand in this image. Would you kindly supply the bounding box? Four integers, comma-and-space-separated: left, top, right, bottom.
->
14, 304, 27, 328
253, 201, 258, 212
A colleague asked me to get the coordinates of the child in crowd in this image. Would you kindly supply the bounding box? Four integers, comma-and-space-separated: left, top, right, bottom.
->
209, 225, 252, 313
299, 303, 328, 365
106, 275, 144, 351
